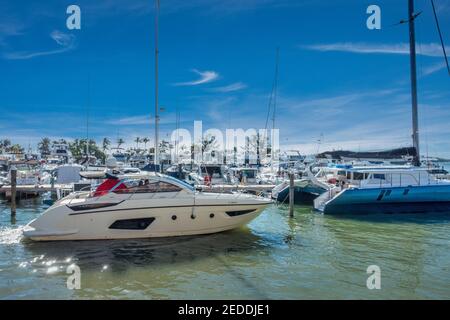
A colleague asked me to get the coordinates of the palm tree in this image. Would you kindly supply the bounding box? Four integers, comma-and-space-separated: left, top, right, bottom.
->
134, 137, 141, 151
102, 138, 111, 154
38, 137, 51, 157
9, 144, 24, 154
142, 137, 150, 151
1, 139, 11, 153
117, 138, 125, 150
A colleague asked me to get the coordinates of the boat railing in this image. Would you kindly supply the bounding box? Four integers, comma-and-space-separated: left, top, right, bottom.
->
358, 171, 445, 189
314, 186, 339, 212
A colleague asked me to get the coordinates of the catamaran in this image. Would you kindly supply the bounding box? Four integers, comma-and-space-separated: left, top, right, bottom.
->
314, 166, 450, 214
314, 0, 450, 215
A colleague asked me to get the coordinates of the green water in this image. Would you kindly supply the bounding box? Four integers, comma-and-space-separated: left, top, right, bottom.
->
1, 199, 449, 299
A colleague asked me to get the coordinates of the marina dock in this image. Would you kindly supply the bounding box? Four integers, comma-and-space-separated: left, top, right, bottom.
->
0, 184, 74, 200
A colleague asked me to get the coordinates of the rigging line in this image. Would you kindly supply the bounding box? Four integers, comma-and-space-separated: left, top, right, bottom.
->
263, 48, 280, 152
396, 11, 423, 25
272, 48, 280, 134
263, 67, 276, 132
430, 0, 450, 76
264, 49, 279, 131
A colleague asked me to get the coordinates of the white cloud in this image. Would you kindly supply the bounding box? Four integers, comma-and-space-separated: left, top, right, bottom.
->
3, 30, 76, 60
108, 115, 151, 126
107, 113, 178, 126
210, 82, 247, 93
50, 30, 74, 47
174, 69, 219, 86
302, 42, 450, 58
422, 61, 448, 76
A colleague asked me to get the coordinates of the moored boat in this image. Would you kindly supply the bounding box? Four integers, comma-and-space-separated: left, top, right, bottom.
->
315, 166, 450, 215
23, 173, 272, 241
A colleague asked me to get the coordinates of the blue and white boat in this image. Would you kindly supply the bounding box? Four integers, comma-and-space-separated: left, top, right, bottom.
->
314, 166, 450, 215
315, 0, 450, 215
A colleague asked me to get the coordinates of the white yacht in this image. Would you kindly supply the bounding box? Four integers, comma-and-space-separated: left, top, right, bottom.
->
23, 173, 272, 241
50, 143, 72, 163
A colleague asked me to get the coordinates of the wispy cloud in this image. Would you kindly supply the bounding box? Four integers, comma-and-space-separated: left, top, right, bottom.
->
174, 69, 219, 86
107, 115, 151, 126
107, 113, 178, 126
422, 61, 447, 76
0, 20, 25, 46
0, 21, 24, 37
302, 42, 450, 58
209, 82, 247, 93
3, 30, 76, 60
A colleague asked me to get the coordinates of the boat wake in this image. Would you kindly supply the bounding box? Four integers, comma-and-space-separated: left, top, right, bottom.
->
0, 226, 25, 245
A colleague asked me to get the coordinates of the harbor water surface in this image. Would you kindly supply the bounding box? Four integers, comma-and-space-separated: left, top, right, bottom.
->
1, 199, 449, 299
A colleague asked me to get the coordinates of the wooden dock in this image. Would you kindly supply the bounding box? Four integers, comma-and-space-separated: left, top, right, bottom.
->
0, 184, 74, 200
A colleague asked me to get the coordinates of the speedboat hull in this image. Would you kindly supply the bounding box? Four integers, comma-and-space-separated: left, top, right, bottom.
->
323, 184, 450, 215
23, 174, 273, 241
24, 203, 267, 241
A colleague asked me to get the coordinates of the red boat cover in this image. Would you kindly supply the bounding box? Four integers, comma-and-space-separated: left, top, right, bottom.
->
93, 179, 127, 197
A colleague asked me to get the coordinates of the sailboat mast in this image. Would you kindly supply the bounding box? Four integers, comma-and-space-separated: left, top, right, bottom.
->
154, 0, 160, 169
86, 76, 90, 158
271, 48, 279, 171
408, 0, 420, 166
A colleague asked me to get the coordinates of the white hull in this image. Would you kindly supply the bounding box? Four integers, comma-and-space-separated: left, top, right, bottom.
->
24, 203, 266, 241
23, 174, 272, 241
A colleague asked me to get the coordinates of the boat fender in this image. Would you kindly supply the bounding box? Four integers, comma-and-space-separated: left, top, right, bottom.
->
204, 175, 211, 187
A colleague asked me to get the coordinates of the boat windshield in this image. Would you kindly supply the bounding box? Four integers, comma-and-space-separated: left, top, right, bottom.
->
163, 175, 195, 192
114, 179, 182, 193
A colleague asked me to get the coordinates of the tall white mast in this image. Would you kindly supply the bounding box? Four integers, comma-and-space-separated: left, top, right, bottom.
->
154, 0, 160, 169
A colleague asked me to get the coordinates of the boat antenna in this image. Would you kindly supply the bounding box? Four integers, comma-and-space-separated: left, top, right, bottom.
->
430, 0, 450, 76
154, 0, 160, 171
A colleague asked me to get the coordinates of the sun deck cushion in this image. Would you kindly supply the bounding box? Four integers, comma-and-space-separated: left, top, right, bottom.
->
93, 179, 127, 197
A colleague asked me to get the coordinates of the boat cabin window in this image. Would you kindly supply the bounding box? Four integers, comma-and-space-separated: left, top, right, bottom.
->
352, 172, 365, 180
241, 170, 256, 179
373, 173, 386, 180
203, 166, 222, 177
428, 169, 448, 174
114, 180, 182, 194
337, 170, 346, 176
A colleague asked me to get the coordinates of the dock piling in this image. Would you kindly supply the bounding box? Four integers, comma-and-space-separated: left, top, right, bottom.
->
10, 166, 17, 217
289, 172, 294, 218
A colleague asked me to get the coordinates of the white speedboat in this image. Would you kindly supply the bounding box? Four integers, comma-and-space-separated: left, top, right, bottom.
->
23, 173, 272, 241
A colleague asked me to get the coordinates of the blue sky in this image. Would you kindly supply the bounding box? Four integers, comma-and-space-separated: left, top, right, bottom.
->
0, 0, 449, 156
